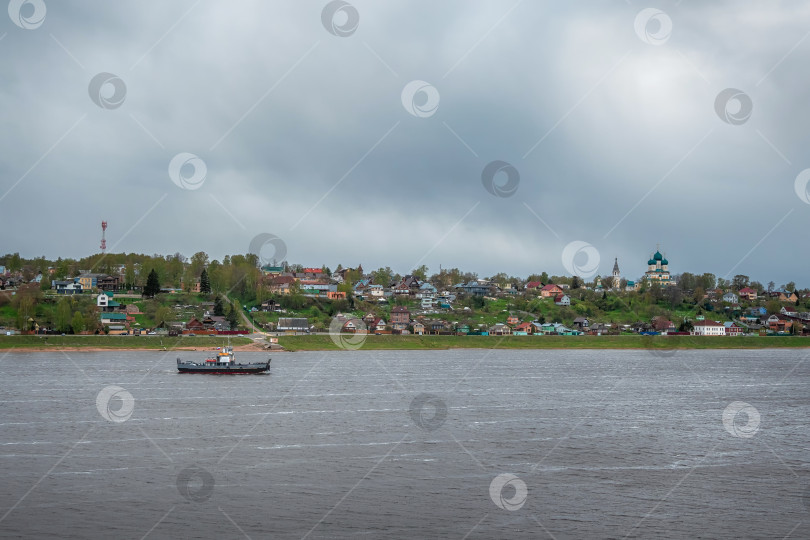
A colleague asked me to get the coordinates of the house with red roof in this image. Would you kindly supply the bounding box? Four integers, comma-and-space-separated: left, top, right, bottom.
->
513, 321, 534, 334
692, 320, 726, 336
540, 284, 564, 298
554, 293, 570, 306
738, 287, 757, 301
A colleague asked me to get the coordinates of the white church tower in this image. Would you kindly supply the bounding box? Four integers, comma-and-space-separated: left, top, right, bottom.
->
612, 258, 621, 289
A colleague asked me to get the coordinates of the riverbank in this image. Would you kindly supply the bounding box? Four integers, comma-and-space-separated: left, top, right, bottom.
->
278, 334, 810, 351
0, 335, 256, 351
2, 334, 808, 352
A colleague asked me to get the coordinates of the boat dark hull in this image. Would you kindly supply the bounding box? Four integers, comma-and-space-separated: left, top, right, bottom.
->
177, 359, 271, 374
178, 366, 269, 374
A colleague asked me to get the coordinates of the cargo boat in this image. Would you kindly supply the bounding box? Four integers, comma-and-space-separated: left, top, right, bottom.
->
177, 346, 270, 374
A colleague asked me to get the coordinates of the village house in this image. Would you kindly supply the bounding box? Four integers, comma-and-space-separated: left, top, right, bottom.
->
100, 312, 128, 329
780, 306, 798, 317
724, 322, 744, 336
489, 323, 512, 335
260, 265, 284, 276
770, 290, 798, 303
767, 314, 793, 333
651, 316, 676, 333
96, 274, 120, 291
722, 292, 739, 304
185, 317, 206, 332
277, 318, 309, 332
422, 319, 446, 334
572, 317, 590, 330
267, 275, 296, 294
513, 321, 534, 335
299, 280, 338, 298
554, 293, 570, 306
369, 318, 387, 333
202, 315, 227, 331
738, 287, 757, 301
96, 292, 121, 312
539, 284, 564, 298
53, 280, 83, 295
301, 267, 324, 278
455, 280, 496, 297
506, 314, 519, 326
74, 273, 106, 291
338, 316, 364, 333
367, 284, 384, 298
692, 320, 726, 336
390, 306, 410, 332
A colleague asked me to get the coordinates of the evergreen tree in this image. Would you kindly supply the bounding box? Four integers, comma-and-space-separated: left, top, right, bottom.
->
571, 276, 581, 289
143, 269, 161, 298
214, 296, 225, 316
200, 268, 211, 294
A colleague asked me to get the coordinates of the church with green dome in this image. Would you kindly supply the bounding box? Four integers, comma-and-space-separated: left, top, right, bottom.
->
644, 249, 672, 286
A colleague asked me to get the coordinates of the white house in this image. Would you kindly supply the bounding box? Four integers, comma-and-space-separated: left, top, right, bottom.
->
693, 320, 726, 336
368, 284, 384, 297
722, 292, 739, 304
554, 294, 570, 306
97, 292, 109, 308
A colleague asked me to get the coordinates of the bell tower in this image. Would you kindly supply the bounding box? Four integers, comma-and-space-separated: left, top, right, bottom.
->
612, 258, 620, 289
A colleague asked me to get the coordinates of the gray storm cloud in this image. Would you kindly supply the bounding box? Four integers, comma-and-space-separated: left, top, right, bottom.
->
1, 1, 809, 285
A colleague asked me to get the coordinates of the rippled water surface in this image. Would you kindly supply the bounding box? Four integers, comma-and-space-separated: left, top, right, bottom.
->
1, 349, 809, 539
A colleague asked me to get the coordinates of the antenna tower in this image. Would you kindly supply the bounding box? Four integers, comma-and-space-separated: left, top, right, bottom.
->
100, 221, 107, 253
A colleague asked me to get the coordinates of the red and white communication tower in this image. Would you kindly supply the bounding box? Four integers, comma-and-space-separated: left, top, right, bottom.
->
100, 221, 107, 253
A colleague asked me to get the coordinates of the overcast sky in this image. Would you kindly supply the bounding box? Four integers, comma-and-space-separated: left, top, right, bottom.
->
2, 1, 809, 286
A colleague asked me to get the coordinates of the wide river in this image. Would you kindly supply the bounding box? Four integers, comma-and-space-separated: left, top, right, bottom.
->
1, 349, 808, 539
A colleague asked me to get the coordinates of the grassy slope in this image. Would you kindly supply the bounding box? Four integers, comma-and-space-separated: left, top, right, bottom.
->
278, 334, 810, 351
0, 335, 252, 350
